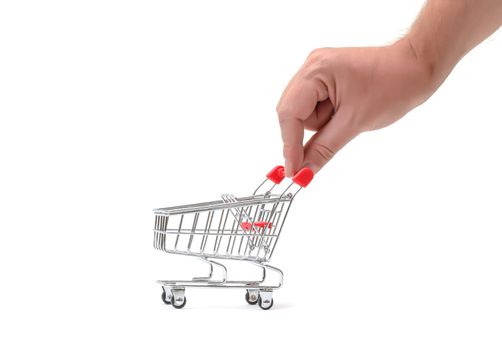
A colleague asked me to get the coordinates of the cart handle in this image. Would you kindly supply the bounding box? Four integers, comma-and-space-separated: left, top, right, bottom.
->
292, 167, 314, 188
266, 165, 314, 187
266, 165, 286, 184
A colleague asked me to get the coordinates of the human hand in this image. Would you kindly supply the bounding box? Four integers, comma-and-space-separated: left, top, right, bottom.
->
276, 39, 437, 176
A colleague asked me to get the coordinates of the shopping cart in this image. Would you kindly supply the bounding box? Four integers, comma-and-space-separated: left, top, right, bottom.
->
153, 165, 314, 310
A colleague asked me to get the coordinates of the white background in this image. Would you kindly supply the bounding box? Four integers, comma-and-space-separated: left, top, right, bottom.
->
1, 0, 501, 349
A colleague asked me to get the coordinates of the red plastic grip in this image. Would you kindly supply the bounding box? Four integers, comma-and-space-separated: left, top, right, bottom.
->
292, 167, 314, 188
266, 165, 286, 184
241, 221, 273, 231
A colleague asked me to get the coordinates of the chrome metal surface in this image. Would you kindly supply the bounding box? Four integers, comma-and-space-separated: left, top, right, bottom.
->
153, 172, 303, 309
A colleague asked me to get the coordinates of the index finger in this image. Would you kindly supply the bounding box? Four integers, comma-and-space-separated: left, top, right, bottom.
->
276, 79, 325, 176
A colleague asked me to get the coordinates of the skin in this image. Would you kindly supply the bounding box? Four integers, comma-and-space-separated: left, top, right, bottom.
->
277, 0, 502, 177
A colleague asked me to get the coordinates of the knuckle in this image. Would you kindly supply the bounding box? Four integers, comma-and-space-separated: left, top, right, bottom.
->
304, 48, 334, 78
306, 47, 330, 66
276, 105, 293, 121
282, 146, 290, 158
307, 48, 327, 61
282, 142, 297, 151
283, 143, 301, 157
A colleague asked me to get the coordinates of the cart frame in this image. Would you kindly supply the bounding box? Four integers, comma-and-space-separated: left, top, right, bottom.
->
153, 165, 313, 310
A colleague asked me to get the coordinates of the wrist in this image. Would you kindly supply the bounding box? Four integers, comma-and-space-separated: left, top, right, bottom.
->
389, 37, 439, 107
399, 34, 456, 93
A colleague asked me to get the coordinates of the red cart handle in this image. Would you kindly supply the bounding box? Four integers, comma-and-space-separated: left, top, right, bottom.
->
266, 165, 314, 187
266, 165, 286, 184
292, 167, 314, 188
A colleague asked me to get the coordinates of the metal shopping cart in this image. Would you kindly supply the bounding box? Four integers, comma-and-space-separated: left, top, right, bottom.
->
153, 165, 314, 310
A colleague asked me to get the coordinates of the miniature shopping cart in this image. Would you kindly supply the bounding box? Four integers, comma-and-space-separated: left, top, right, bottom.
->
153, 165, 314, 310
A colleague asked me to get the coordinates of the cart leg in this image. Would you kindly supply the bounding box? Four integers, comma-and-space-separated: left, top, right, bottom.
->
191, 257, 215, 281
161, 286, 172, 305
250, 262, 284, 289
170, 288, 187, 309
258, 289, 274, 310
192, 258, 227, 284
245, 289, 259, 305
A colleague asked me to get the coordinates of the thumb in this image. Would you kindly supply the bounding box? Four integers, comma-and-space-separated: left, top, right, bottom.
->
302, 111, 358, 173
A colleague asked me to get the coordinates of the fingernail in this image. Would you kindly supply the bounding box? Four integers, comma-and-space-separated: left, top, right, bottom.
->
303, 162, 313, 170
302, 161, 319, 174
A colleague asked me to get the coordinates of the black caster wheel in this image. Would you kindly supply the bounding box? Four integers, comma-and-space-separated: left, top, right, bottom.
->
245, 291, 258, 305
161, 290, 171, 305
170, 295, 187, 309
258, 295, 274, 310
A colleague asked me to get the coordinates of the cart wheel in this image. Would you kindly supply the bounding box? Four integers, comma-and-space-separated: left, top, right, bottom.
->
245, 290, 259, 305
170, 294, 187, 309
258, 295, 274, 310
161, 290, 172, 305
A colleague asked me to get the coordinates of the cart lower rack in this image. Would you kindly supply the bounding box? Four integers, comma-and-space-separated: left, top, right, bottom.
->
153, 165, 313, 310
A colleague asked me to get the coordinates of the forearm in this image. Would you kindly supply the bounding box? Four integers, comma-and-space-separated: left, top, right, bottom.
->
405, 0, 502, 88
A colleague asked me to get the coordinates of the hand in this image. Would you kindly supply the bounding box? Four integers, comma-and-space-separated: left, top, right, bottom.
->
276, 38, 437, 176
